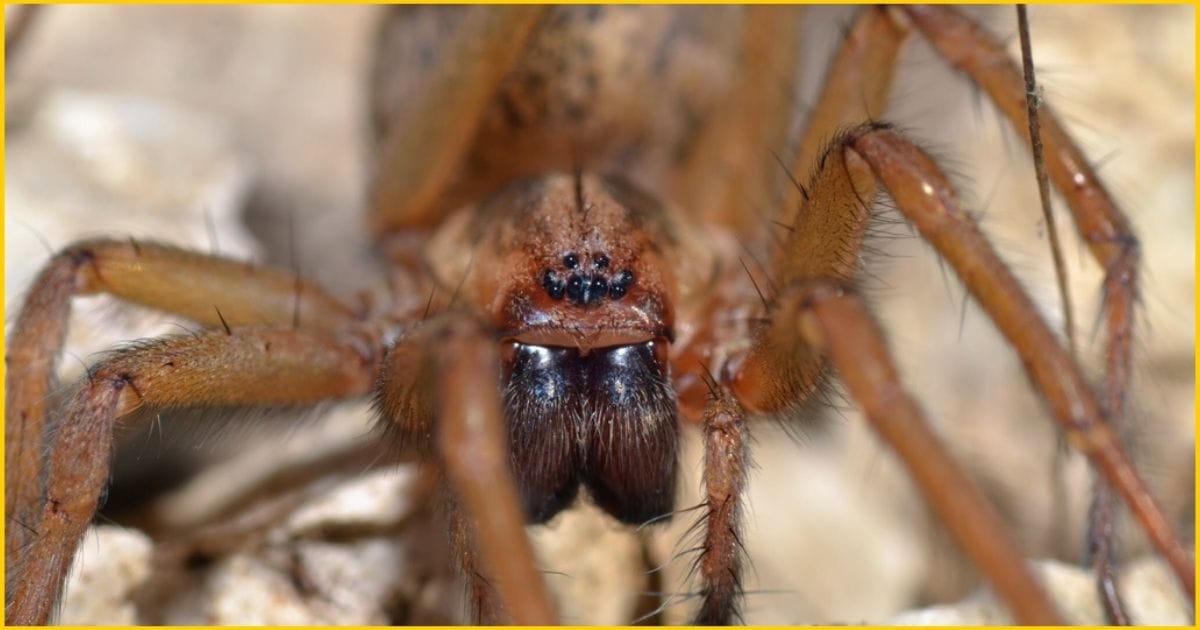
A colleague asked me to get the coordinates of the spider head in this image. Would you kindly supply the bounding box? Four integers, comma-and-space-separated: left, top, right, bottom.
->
416, 172, 688, 525
437, 172, 678, 353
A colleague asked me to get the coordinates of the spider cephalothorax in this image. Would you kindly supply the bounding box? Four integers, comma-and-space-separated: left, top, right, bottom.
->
428, 173, 699, 350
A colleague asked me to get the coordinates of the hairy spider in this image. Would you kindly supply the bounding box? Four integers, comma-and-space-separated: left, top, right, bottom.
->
4, 5, 1194, 625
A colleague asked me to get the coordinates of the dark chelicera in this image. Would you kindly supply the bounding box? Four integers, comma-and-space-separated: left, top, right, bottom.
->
541, 252, 635, 305
502, 342, 678, 525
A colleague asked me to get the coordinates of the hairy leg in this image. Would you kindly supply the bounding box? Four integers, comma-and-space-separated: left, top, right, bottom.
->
902, 7, 1146, 618
847, 125, 1192, 599
367, 6, 547, 235
729, 126, 1062, 622
6, 326, 377, 624
693, 385, 749, 624
727, 122, 1189, 621
5, 238, 359, 586
747, 6, 1185, 614
668, 6, 802, 237
731, 126, 878, 412
778, 280, 1065, 624
782, 6, 910, 225
375, 314, 556, 624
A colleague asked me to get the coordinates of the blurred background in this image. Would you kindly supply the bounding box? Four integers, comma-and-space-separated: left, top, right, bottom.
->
5, 5, 1194, 624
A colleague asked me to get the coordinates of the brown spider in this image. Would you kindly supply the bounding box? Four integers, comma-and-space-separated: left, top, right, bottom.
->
4, 5, 1194, 625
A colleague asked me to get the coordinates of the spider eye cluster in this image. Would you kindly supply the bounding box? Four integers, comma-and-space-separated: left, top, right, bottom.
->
541, 252, 635, 305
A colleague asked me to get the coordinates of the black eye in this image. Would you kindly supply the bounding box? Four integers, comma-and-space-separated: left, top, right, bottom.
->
566, 274, 584, 301
542, 269, 565, 300
609, 270, 634, 299
593, 254, 609, 270
563, 253, 580, 269
590, 276, 608, 296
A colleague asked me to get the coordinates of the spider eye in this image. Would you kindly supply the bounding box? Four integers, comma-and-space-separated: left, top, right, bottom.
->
542, 269, 565, 300
565, 274, 585, 302
609, 270, 634, 299
593, 254, 609, 270
590, 276, 608, 296
563, 253, 580, 269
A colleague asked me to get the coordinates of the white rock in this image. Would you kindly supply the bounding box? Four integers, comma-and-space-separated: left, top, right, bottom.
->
886, 556, 1193, 625
285, 466, 418, 537
60, 526, 153, 625
530, 499, 647, 625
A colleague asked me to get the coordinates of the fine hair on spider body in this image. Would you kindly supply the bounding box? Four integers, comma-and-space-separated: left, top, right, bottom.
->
4, 5, 1194, 625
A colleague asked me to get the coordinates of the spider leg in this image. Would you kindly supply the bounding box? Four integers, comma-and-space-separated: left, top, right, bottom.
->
693, 385, 749, 625
778, 280, 1067, 623
730, 127, 878, 411
152, 427, 409, 531
5, 238, 360, 601
728, 122, 1190, 621
902, 7, 1147, 618
730, 126, 1063, 623
730, 7, 907, 410
667, 6, 802, 237
375, 314, 557, 625
367, 6, 547, 236
783, 7, 910, 225
5, 326, 378, 625
847, 125, 1192, 602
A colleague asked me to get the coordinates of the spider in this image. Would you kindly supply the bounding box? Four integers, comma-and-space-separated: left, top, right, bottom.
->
4, 4, 1195, 624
